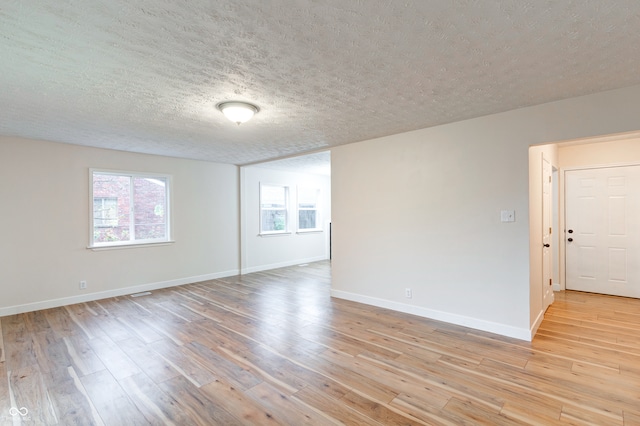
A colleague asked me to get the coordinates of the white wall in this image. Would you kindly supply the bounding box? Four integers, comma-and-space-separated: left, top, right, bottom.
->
331, 84, 640, 341
240, 165, 331, 273
559, 135, 640, 168
0, 136, 240, 315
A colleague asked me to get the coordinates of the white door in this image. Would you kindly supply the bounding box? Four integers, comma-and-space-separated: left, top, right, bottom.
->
542, 156, 554, 309
565, 165, 640, 297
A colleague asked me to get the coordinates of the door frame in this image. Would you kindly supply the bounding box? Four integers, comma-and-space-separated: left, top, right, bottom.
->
529, 131, 640, 338
560, 160, 640, 292
542, 154, 554, 310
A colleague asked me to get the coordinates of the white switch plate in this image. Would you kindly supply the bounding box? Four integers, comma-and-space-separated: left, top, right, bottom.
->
500, 210, 515, 222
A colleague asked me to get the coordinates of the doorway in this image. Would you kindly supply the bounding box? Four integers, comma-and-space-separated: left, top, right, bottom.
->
550, 132, 640, 299
529, 132, 640, 326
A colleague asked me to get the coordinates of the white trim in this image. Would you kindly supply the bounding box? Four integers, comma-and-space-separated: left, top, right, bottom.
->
296, 186, 321, 232
89, 168, 172, 248
562, 161, 640, 173
330, 289, 533, 342
241, 255, 327, 274
0, 269, 239, 317
88, 241, 176, 250
562, 163, 640, 297
259, 182, 290, 234
530, 308, 545, 340
258, 231, 292, 237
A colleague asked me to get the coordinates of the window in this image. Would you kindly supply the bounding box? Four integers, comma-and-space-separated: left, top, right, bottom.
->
90, 170, 170, 247
260, 184, 289, 234
93, 197, 118, 227
297, 187, 321, 231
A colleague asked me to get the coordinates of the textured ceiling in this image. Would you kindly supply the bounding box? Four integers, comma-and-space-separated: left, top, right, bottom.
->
252, 151, 331, 176
2, 1, 640, 165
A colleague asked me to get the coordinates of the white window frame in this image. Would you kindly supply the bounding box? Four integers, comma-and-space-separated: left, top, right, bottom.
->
89, 169, 172, 249
259, 183, 290, 236
296, 186, 322, 233
93, 197, 119, 228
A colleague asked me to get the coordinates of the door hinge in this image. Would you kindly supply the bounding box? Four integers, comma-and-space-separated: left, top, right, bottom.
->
549, 176, 552, 183
549, 227, 552, 235
549, 278, 552, 286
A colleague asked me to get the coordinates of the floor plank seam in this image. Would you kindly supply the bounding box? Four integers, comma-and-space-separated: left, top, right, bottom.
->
1, 263, 640, 425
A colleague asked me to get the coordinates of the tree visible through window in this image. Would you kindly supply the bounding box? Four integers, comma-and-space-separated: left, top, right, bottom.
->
260, 184, 288, 233
91, 170, 170, 246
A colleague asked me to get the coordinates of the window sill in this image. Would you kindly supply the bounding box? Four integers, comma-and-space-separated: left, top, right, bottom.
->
88, 241, 175, 251
296, 229, 323, 234
258, 232, 292, 237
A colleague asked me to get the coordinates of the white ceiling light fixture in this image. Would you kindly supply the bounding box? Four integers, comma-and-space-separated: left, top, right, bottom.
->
217, 101, 259, 125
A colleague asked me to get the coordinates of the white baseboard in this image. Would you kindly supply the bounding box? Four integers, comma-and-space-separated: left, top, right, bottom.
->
0, 269, 239, 317
530, 308, 546, 339
330, 289, 532, 342
552, 282, 562, 292
241, 256, 327, 274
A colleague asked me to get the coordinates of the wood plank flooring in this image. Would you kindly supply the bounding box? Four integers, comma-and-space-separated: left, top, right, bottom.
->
1, 261, 640, 425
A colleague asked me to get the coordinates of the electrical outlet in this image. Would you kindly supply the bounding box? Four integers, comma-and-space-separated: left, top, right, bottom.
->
79, 280, 87, 290
405, 288, 412, 298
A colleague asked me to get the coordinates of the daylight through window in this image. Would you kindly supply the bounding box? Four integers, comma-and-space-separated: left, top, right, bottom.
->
91, 170, 170, 247
260, 184, 289, 234
297, 187, 320, 231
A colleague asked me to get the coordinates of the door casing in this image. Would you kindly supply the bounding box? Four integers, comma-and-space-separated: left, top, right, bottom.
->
564, 164, 640, 298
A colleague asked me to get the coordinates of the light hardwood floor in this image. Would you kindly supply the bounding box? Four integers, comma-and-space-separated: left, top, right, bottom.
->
1, 261, 640, 425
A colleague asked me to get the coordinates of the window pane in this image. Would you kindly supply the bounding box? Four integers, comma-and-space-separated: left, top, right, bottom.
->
92, 174, 130, 243
133, 177, 167, 240
261, 209, 287, 231
260, 184, 288, 233
91, 171, 170, 246
93, 197, 118, 227
298, 210, 316, 229
298, 187, 319, 207
297, 187, 319, 230
261, 185, 286, 208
